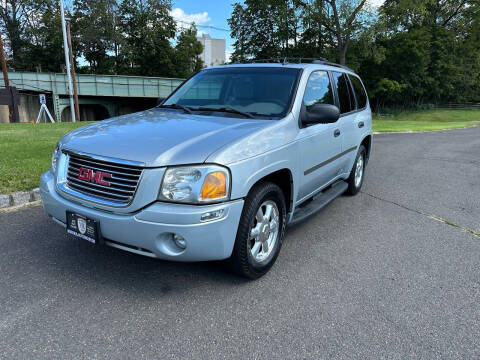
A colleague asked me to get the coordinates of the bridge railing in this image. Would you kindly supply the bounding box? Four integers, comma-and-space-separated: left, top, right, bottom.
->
0, 72, 184, 98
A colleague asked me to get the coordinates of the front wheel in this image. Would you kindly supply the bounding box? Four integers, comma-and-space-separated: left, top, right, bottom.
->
346, 145, 366, 196
229, 182, 286, 279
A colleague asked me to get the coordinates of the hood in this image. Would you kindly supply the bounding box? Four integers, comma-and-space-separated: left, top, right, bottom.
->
60, 108, 275, 167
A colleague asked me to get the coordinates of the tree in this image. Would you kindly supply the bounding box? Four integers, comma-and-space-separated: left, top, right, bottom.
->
300, 0, 370, 65
118, 0, 176, 76
23, 0, 65, 72
173, 25, 203, 78
0, 0, 47, 69
324, 0, 370, 65
72, 0, 119, 74
229, 1, 284, 61
373, 0, 480, 106
229, 0, 370, 65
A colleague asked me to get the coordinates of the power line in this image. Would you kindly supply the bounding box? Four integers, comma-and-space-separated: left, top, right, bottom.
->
174, 20, 230, 32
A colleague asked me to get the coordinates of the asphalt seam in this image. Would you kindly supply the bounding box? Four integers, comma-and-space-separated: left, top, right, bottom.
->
0, 201, 42, 214
360, 191, 480, 239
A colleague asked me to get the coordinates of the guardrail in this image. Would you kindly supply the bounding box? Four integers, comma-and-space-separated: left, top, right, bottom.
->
436, 103, 480, 110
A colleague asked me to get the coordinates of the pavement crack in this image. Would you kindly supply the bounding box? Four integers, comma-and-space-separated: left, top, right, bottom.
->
360, 191, 480, 239
360, 191, 426, 216
428, 215, 480, 238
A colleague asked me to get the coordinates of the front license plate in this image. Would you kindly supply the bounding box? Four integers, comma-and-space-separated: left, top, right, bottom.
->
66, 211, 99, 244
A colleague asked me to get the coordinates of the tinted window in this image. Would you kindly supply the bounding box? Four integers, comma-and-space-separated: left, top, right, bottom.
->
332, 72, 354, 114
183, 75, 223, 100
303, 71, 334, 109
164, 67, 301, 118
349, 75, 367, 108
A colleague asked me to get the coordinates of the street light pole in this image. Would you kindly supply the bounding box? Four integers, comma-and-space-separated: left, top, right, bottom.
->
67, 22, 80, 122
59, 0, 75, 122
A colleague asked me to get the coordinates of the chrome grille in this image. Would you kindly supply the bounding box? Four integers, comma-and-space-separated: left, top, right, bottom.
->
66, 153, 143, 205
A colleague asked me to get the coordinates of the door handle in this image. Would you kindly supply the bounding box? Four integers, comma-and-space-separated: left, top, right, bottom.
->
358, 121, 365, 128
334, 129, 341, 137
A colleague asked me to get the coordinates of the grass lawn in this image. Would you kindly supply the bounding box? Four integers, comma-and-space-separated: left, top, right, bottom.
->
1, 109, 479, 194
373, 109, 480, 132
0, 122, 91, 194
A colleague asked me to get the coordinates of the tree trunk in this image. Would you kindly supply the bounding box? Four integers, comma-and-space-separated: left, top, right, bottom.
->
338, 42, 347, 65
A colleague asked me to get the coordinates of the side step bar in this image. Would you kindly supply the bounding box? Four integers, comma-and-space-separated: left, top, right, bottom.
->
288, 180, 348, 227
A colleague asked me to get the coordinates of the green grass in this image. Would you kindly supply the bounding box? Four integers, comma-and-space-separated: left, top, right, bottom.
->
0, 122, 92, 194
373, 109, 480, 132
1, 109, 479, 193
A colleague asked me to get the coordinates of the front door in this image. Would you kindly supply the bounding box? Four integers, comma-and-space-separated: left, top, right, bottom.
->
297, 71, 343, 202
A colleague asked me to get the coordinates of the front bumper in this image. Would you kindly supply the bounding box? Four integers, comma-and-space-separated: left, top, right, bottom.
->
40, 171, 244, 261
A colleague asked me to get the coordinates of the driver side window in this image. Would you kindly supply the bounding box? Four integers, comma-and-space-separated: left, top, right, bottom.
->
303, 71, 335, 110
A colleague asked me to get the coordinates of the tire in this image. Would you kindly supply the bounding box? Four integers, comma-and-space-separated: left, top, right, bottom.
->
346, 145, 366, 196
228, 182, 287, 279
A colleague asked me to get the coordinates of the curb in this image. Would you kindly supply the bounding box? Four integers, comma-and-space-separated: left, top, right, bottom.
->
373, 124, 480, 135
0, 188, 41, 210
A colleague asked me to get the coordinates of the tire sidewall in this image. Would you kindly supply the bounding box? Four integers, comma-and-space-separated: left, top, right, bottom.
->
347, 145, 366, 195
247, 190, 286, 272
233, 182, 287, 278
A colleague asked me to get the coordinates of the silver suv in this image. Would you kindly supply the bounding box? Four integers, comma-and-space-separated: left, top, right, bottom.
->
40, 60, 372, 278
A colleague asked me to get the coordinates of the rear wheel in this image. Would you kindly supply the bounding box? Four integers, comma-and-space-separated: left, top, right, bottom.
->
346, 145, 366, 196
229, 182, 286, 279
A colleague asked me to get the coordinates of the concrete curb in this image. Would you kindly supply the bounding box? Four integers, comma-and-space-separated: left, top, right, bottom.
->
0, 188, 41, 210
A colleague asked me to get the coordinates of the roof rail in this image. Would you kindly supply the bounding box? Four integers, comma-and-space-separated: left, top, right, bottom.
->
244, 57, 353, 72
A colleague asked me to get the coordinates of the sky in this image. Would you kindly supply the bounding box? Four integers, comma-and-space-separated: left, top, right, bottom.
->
171, 0, 240, 61
171, 0, 385, 62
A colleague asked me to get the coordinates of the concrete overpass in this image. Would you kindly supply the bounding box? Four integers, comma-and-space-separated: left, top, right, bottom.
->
0, 72, 184, 122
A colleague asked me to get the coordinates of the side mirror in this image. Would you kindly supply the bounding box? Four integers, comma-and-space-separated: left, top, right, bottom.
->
303, 104, 340, 125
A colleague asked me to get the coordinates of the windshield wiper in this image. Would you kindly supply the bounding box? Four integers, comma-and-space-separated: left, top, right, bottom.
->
193, 107, 255, 119
158, 103, 193, 114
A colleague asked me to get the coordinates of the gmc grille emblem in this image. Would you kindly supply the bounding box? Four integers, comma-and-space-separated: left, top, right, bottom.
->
78, 167, 112, 186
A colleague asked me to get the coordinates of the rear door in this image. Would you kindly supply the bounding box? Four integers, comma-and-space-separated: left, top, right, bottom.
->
331, 72, 359, 173
296, 71, 343, 202
348, 74, 370, 133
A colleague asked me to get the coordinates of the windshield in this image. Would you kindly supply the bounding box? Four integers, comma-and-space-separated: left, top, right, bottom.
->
163, 67, 301, 118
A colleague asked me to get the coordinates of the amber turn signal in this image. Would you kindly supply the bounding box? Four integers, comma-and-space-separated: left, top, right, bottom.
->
201, 171, 227, 200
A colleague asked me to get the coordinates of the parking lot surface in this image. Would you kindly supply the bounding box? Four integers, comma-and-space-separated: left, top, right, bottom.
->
1, 126, 479, 359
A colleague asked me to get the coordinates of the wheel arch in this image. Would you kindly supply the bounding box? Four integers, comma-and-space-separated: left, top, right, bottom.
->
247, 168, 294, 214
360, 135, 372, 165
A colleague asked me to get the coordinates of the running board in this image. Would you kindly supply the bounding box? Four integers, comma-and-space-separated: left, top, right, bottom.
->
288, 180, 348, 227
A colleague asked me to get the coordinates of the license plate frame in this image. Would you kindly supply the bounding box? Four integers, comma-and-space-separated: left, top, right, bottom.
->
66, 211, 101, 245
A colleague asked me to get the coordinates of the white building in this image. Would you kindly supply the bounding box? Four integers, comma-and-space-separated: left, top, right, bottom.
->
197, 34, 226, 67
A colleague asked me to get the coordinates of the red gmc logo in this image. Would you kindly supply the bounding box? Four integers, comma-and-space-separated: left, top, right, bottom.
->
77, 167, 112, 186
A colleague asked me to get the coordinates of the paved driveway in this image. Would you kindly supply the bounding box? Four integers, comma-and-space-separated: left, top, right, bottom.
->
1, 127, 479, 359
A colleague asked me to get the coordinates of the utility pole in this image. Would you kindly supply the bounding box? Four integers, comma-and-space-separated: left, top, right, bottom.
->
59, 0, 75, 122
67, 22, 80, 122
0, 35, 13, 122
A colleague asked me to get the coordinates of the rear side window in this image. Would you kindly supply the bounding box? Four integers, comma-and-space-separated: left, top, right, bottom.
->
349, 75, 367, 109
303, 71, 335, 109
332, 72, 355, 114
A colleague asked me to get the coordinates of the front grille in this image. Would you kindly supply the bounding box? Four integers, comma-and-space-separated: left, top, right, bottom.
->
66, 153, 143, 205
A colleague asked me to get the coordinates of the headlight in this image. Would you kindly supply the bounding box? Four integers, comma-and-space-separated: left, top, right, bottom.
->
159, 165, 230, 204
51, 143, 60, 173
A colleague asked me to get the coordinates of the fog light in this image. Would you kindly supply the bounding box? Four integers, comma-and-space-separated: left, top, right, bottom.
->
200, 209, 224, 222
173, 234, 186, 249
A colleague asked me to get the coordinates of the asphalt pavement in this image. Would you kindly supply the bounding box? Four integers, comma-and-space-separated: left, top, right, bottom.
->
1, 126, 479, 359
